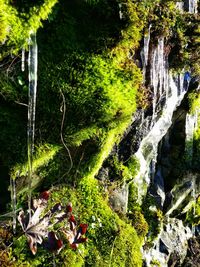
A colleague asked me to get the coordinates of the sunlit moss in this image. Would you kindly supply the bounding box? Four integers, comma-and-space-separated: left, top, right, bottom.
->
11, 144, 61, 179
0, 0, 58, 58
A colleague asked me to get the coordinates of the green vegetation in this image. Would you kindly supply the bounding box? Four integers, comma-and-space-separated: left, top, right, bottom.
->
186, 196, 200, 226
11, 179, 143, 266
0, 0, 58, 58
11, 144, 60, 179
141, 195, 163, 241
150, 259, 161, 267
0, 0, 147, 265
188, 92, 200, 115
0, 0, 200, 266
187, 91, 200, 169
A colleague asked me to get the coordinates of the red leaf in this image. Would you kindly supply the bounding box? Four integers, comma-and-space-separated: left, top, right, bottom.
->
40, 191, 50, 200
66, 203, 72, 212
70, 243, 78, 250
69, 215, 76, 224
57, 239, 63, 249
79, 223, 88, 234
45, 231, 63, 253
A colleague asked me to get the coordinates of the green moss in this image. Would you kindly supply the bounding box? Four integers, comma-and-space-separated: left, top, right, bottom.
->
11, 144, 60, 178
128, 183, 149, 240
150, 259, 161, 267
186, 196, 200, 226
141, 195, 163, 241
188, 92, 200, 115
0, 0, 58, 58
128, 209, 149, 239
128, 182, 138, 211
10, 144, 61, 196
78, 177, 143, 267
2, 0, 200, 265
127, 156, 140, 179
187, 92, 200, 168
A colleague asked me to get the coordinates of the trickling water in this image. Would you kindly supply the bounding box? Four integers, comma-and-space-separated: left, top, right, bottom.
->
27, 32, 38, 217
134, 74, 186, 202
21, 48, 25, 72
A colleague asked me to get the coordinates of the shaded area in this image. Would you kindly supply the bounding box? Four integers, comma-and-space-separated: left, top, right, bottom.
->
38, 0, 123, 61
0, 99, 27, 212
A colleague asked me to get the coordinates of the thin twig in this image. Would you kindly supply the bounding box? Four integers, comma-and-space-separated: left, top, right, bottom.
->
60, 89, 73, 173
14, 101, 28, 107
6, 55, 21, 74
109, 236, 117, 267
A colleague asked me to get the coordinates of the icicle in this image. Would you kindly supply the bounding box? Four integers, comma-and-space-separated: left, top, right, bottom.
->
144, 25, 151, 67
10, 177, 17, 234
150, 38, 166, 125
21, 48, 25, 72
27, 32, 38, 218
118, 3, 123, 20
141, 24, 151, 78
187, 0, 198, 13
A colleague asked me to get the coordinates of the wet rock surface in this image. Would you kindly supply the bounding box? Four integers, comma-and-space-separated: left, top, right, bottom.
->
182, 236, 200, 267
143, 218, 192, 267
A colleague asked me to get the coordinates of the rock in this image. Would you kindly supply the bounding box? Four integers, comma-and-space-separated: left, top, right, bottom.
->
165, 178, 195, 216
109, 183, 129, 214
97, 167, 109, 182
182, 236, 200, 267
143, 218, 192, 267
151, 168, 165, 208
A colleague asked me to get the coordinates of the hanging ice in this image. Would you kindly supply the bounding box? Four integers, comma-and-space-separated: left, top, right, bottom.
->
118, 3, 123, 20
27, 32, 38, 216
188, 0, 198, 13
149, 38, 169, 123
21, 48, 25, 72
10, 176, 17, 234
141, 25, 151, 78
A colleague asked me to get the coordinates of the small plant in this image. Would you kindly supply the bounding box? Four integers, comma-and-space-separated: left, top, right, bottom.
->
18, 191, 88, 255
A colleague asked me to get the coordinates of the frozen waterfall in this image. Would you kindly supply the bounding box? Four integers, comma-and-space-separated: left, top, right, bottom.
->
134, 74, 186, 201
136, 35, 187, 201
